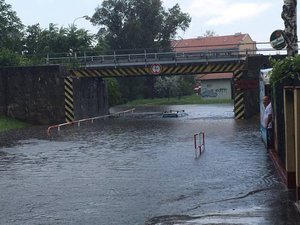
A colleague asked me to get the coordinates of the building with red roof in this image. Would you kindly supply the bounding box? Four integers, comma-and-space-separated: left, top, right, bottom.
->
197, 73, 233, 99
171, 33, 256, 54
171, 33, 256, 100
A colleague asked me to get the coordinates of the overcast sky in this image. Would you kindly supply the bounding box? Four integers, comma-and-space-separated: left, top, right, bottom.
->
5, 0, 293, 43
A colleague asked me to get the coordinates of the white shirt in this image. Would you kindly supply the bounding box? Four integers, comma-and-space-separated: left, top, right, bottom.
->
264, 103, 272, 129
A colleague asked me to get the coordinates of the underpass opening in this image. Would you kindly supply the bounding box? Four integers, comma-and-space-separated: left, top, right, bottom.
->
66, 60, 247, 122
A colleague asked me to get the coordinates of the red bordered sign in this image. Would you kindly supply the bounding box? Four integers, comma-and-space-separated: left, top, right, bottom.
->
150, 64, 162, 75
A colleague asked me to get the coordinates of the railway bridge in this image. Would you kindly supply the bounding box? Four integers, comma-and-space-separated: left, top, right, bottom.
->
59, 49, 271, 122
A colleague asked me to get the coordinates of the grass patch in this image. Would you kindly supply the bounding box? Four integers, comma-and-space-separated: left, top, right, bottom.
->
0, 116, 28, 132
122, 95, 233, 106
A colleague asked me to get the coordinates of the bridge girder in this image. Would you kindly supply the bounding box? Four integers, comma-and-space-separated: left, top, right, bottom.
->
70, 60, 245, 78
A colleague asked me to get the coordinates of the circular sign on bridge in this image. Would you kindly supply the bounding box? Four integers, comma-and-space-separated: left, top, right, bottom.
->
270, 29, 286, 50
150, 64, 162, 75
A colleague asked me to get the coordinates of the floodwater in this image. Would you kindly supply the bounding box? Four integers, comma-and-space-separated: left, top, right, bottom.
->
0, 104, 300, 225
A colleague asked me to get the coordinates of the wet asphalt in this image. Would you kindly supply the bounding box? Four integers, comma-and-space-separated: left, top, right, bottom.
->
0, 104, 300, 225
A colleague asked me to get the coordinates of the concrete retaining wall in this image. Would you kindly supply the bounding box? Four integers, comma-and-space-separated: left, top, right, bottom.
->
73, 77, 108, 120
0, 65, 109, 125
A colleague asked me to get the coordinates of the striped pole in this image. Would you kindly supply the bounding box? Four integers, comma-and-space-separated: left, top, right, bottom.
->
64, 77, 74, 122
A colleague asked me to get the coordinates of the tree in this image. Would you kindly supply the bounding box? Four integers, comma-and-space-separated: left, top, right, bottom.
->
23, 23, 95, 56
158, 3, 191, 48
66, 25, 95, 54
91, 0, 191, 51
0, 0, 24, 52
105, 78, 123, 106
203, 30, 217, 37
154, 76, 180, 100
23, 24, 44, 55
0, 48, 29, 66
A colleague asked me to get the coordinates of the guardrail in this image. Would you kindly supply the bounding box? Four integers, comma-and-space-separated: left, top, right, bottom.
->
46, 49, 249, 68
43, 41, 291, 68
194, 132, 205, 158
47, 108, 135, 138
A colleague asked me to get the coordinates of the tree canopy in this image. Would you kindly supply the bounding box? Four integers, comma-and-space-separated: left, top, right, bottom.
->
23, 23, 95, 56
0, 0, 24, 52
90, 0, 191, 51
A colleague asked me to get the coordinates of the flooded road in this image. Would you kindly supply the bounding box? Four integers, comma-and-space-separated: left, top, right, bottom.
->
1, 104, 300, 225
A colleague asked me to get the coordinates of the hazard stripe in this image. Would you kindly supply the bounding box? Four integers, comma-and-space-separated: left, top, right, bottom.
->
173, 66, 182, 74
70, 61, 245, 77
185, 65, 195, 74
226, 63, 236, 72
198, 64, 209, 73
138, 67, 148, 75
234, 71, 244, 82
111, 69, 120, 76
64, 77, 74, 122
212, 64, 223, 72
178, 66, 188, 74
165, 67, 174, 74
219, 63, 230, 72
191, 65, 201, 73
234, 92, 244, 119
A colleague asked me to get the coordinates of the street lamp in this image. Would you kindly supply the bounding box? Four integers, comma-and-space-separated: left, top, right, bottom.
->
70, 15, 91, 57
72, 15, 90, 27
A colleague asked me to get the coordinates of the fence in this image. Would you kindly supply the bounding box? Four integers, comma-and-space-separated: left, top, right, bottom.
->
47, 108, 135, 138
194, 132, 205, 158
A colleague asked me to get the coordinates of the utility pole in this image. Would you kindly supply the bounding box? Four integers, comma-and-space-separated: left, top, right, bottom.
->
282, 0, 298, 56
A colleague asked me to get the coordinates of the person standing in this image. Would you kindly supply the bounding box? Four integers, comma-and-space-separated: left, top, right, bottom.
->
263, 96, 273, 149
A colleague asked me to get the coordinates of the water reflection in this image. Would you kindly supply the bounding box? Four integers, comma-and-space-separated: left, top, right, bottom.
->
0, 104, 299, 225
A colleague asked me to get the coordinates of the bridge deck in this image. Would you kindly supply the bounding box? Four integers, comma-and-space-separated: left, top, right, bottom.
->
48, 49, 250, 68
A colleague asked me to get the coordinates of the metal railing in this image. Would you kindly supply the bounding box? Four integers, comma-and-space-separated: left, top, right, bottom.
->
42, 42, 291, 68
194, 131, 205, 158
47, 108, 135, 138
46, 49, 252, 68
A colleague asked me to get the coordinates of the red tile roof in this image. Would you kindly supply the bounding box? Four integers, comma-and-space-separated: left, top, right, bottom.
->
198, 73, 233, 80
171, 33, 252, 52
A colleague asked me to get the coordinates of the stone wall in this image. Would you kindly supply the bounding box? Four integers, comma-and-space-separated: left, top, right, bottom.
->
242, 55, 276, 118
73, 77, 108, 120
0, 65, 109, 125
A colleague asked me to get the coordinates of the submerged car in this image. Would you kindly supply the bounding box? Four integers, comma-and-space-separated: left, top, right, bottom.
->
162, 110, 188, 118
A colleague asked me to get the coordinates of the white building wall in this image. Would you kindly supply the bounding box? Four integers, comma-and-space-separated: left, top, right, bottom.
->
201, 79, 232, 99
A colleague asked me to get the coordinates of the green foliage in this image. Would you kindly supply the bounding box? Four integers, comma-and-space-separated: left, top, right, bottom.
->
178, 76, 195, 96
0, 0, 24, 52
105, 78, 123, 106
23, 23, 95, 55
91, 0, 191, 50
203, 30, 217, 37
270, 55, 300, 85
122, 95, 233, 106
154, 76, 179, 99
159, 3, 191, 48
0, 48, 29, 66
0, 116, 27, 132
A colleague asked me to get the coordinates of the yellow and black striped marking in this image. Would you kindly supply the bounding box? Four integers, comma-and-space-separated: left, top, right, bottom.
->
70, 60, 246, 119
234, 91, 245, 119
233, 67, 245, 119
64, 77, 74, 122
70, 61, 245, 78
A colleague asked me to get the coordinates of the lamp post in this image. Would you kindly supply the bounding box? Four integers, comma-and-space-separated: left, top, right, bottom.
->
70, 15, 90, 57
72, 15, 90, 27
